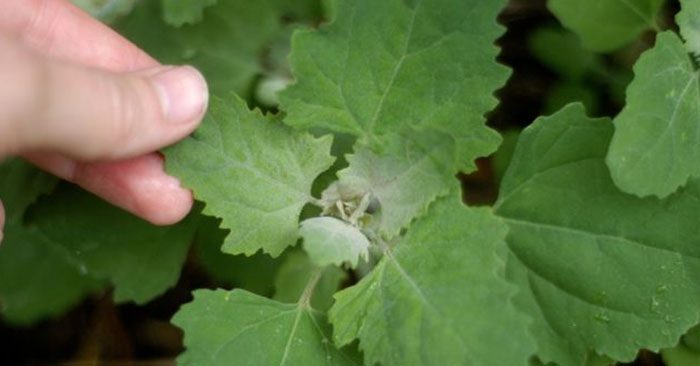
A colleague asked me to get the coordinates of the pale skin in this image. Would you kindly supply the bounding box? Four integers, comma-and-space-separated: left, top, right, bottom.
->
0, 0, 209, 242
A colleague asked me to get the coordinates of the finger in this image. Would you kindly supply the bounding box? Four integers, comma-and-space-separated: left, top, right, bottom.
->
0, 37, 207, 161
0, 0, 157, 71
24, 153, 192, 225
0, 0, 199, 226
21, 150, 196, 225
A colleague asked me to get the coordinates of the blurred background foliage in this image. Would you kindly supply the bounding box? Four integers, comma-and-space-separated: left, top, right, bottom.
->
0, 0, 694, 365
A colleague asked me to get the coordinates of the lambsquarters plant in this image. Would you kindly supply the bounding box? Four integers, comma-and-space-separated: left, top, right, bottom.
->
2, 0, 700, 365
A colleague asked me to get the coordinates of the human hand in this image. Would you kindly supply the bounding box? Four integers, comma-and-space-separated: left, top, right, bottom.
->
0, 0, 208, 241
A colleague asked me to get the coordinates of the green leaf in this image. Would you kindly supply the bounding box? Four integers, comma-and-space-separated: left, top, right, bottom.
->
547, 0, 663, 52
160, 0, 216, 26
0, 224, 104, 325
329, 194, 534, 366
495, 103, 700, 365
281, 0, 508, 237
115, 0, 294, 96
492, 130, 522, 184
29, 185, 199, 304
281, 0, 506, 160
0, 159, 57, 223
172, 289, 359, 366
0, 182, 200, 325
165, 96, 335, 257
0, 160, 96, 325
299, 217, 369, 268
273, 250, 346, 312
678, 0, 700, 55
606, 32, 700, 198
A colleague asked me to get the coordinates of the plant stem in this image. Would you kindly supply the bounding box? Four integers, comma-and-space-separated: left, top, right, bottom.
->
308, 197, 325, 208
298, 268, 324, 308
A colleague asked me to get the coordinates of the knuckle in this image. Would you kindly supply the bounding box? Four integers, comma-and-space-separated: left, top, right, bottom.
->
0, 39, 49, 151
100, 77, 143, 158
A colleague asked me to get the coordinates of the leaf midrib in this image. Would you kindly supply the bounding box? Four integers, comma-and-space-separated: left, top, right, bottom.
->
503, 216, 700, 263
381, 250, 477, 365
622, 71, 700, 178
364, 0, 420, 139
616, 0, 658, 29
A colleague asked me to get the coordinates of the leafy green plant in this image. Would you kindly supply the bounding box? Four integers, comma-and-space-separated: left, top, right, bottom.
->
4, 0, 700, 365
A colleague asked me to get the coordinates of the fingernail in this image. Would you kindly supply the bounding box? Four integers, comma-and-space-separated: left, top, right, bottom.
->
151, 66, 208, 124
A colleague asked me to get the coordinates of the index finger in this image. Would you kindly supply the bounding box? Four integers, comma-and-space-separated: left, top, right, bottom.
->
0, 0, 156, 71
1, 0, 199, 225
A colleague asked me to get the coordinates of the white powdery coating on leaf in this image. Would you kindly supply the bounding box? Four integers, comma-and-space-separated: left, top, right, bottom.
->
300, 217, 370, 268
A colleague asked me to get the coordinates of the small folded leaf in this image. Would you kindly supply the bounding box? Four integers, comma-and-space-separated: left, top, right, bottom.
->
299, 217, 369, 268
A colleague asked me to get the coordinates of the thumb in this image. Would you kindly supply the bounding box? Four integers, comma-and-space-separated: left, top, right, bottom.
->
0, 35, 207, 160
